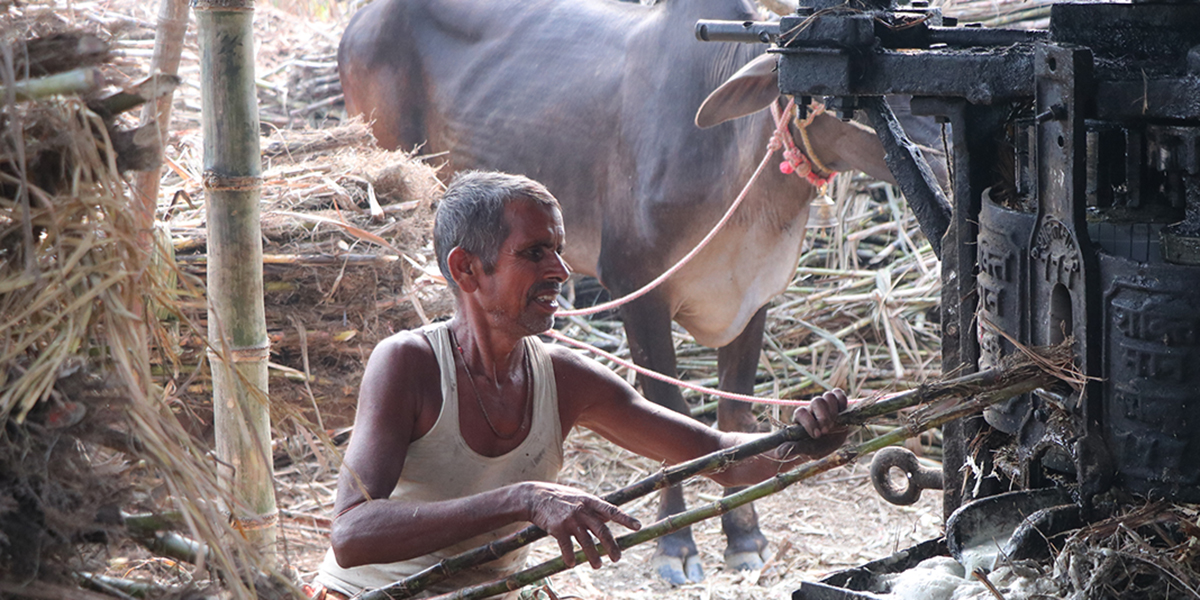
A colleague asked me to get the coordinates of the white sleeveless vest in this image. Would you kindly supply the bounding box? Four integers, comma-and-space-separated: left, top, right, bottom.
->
316, 323, 563, 597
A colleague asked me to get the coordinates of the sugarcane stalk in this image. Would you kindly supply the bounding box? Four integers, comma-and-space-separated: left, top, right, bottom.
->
421, 356, 1063, 600
77, 572, 159, 599
131, 530, 206, 565
364, 348, 1069, 600
124, 512, 206, 565
177, 253, 400, 266
123, 511, 186, 535
197, 0, 278, 560
980, 5, 1052, 27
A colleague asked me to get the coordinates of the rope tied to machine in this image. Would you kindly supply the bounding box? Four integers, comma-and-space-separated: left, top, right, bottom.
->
554, 96, 828, 320
552, 96, 840, 408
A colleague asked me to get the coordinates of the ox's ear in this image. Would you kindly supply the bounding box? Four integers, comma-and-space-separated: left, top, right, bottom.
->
695, 53, 780, 129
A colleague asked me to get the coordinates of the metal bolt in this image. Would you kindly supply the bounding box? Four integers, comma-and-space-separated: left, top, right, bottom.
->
1034, 104, 1068, 124
829, 96, 858, 121
796, 95, 813, 120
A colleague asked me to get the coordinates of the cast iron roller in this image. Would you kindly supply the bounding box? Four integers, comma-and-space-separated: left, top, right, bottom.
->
869, 446, 943, 506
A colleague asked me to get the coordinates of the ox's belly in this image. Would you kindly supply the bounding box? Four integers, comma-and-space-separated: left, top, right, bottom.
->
665, 216, 809, 348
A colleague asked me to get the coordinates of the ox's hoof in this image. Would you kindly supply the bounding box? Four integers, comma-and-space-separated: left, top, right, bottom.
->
724, 546, 771, 572
651, 553, 705, 585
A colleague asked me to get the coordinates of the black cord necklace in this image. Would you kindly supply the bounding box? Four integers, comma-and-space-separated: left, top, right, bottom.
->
449, 329, 532, 441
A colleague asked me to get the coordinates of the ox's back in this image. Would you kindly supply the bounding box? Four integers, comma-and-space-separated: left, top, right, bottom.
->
340, 0, 896, 346
341, 0, 768, 257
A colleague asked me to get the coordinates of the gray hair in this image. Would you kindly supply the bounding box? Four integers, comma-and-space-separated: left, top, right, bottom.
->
434, 171, 559, 291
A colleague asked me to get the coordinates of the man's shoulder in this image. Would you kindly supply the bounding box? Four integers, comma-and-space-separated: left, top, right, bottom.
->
358, 328, 441, 414
542, 338, 624, 387
379, 327, 433, 349
369, 328, 438, 370
541, 339, 591, 368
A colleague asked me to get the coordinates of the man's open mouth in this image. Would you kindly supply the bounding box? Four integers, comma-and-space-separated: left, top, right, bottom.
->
531, 286, 561, 311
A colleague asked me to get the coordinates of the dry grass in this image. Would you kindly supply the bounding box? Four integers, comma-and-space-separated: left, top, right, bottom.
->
0, 14, 290, 599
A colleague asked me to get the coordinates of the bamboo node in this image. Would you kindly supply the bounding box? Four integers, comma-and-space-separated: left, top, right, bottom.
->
230, 510, 279, 532
203, 171, 261, 192
192, 0, 256, 12
207, 344, 271, 363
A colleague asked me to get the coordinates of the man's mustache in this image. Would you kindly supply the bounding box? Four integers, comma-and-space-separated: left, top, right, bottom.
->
531, 283, 563, 297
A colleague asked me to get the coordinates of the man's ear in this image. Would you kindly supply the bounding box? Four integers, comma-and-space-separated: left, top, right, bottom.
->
447, 247, 480, 293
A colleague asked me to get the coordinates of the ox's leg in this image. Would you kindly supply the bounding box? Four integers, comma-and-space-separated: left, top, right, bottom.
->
620, 298, 706, 585
716, 305, 771, 572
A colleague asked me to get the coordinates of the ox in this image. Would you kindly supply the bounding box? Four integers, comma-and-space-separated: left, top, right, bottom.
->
339, 0, 928, 584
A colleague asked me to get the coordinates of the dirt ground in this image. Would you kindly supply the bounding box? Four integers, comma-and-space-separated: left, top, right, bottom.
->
273, 426, 944, 600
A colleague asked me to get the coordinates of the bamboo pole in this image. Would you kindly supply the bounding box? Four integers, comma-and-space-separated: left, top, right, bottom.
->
196, 0, 278, 560
132, 0, 191, 222
363, 347, 1072, 600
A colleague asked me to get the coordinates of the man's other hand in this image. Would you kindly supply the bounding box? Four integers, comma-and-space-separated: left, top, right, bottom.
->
521, 482, 642, 568
789, 388, 850, 459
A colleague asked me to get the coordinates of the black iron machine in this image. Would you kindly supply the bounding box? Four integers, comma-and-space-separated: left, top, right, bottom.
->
698, 0, 1199, 593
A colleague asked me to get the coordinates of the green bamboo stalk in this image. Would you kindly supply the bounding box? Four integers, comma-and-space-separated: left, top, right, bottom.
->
78, 572, 163, 599
132, 530, 206, 565
0, 67, 103, 100
123, 511, 185, 535
364, 351, 1066, 600
424, 363, 1060, 600
197, 0, 278, 560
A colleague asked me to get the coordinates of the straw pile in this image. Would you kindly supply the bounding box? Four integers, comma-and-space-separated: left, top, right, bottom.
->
161, 119, 450, 437
0, 5, 304, 598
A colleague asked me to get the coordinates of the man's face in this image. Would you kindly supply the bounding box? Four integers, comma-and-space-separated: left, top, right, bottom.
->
475, 199, 568, 337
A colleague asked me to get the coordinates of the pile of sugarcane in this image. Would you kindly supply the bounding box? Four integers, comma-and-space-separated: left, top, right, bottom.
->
938, 0, 1054, 29
155, 119, 450, 433
61, 0, 450, 431
0, 8, 297, 597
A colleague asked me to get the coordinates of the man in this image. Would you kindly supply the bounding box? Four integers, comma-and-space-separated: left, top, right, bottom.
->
311, 171, 849, 598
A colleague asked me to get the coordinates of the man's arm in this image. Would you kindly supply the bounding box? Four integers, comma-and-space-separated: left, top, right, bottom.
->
330, 333, 641, 570
331, 332, 517, 567
552, 346, 849, 488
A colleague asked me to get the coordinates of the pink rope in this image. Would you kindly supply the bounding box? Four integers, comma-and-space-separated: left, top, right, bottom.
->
545, 329, 811, 407
555, 106, 791, 318
550, 99, 845, 407
771, 100, 835, 187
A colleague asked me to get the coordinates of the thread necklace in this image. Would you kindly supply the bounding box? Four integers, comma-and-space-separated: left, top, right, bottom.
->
449, 329, 531, 441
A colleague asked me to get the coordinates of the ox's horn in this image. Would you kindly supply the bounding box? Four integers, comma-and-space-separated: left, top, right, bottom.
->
757, 0, 800, 16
